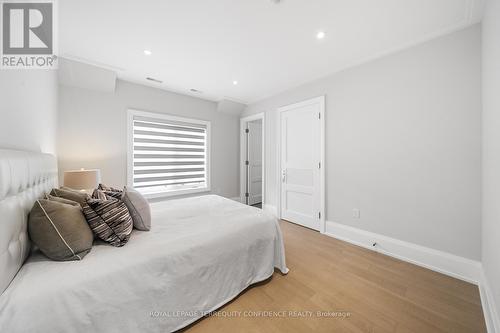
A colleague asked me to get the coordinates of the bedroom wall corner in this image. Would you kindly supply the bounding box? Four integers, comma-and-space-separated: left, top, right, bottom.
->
243, 25, 482, 262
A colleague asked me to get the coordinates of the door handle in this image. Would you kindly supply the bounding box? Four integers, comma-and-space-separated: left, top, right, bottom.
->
282, 169, 286, 183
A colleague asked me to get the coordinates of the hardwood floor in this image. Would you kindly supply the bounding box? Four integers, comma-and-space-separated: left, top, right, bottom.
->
183, 220, 486, 333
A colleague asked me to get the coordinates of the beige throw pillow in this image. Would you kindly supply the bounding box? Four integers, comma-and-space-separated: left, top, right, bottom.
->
28, 199, 93, 261
50, 188, 90, 206
45, 193, 81, 208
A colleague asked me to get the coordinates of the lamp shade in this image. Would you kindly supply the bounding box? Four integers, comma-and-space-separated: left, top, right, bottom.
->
63, 169, 101, 191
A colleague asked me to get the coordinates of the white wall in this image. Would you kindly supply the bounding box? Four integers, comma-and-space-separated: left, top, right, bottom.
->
58, 79, 240, 199
482, 0, 500, 330
0, 70, 58, 154
244, 25, 481, 260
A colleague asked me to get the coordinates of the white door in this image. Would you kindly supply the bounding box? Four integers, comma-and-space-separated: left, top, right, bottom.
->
279, 97, 324, 231
247, 121, 262, 205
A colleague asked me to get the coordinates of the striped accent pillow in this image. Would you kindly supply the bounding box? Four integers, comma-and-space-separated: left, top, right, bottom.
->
98, 183, 121, 192
82, 198, 133, 247
97, 183, 123, 199
91, 189, 108, 200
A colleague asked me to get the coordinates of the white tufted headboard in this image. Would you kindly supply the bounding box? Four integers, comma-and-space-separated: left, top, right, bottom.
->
0, 149, 58, 295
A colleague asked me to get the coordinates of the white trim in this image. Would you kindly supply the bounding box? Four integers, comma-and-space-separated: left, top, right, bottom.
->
263, 204, 278, 217
229, 196, 241, 202
127, 110, 134, 188
127, 109, 211, 198
324, 220, 482, 284
480, 270, 500, 333
60, 54, 125, 72
240, 112, 265, 206
142, 188, 210, 200
319, 97, 326, 233
277, 96, 326, 232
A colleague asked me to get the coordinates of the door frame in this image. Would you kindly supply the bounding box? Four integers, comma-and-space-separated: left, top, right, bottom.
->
277, 96, 326, 233
240, 112, 265, 205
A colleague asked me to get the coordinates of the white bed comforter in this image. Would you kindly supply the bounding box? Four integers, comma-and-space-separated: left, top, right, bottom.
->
0, 195, 288, 332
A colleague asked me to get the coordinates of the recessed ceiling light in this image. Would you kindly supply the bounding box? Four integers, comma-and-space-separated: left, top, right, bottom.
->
316, 31, 326, 40
233, 80, 238, 85
143, 49, 152, 56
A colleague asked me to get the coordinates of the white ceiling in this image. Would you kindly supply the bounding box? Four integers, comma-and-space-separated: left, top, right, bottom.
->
59, 0, 484, 104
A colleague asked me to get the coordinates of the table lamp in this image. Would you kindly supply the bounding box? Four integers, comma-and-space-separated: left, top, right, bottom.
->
63, 169, 101, 193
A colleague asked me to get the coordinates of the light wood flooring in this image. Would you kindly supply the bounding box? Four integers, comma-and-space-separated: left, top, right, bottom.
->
183, 220, 486, 333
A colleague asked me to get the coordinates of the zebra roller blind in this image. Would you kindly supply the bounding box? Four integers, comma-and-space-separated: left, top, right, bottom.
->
129, 110, 210, 196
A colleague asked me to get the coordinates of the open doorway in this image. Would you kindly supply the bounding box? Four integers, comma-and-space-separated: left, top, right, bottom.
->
240, 113, 265, 208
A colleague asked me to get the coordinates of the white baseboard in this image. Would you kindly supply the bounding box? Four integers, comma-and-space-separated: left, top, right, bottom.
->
480, 271, 500, 333
263, 204, 278, 217
324, 221, 481, 284
229, 197, 241, 202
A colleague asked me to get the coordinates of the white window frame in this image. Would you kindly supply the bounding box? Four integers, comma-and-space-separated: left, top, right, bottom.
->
127, 109, 211, 199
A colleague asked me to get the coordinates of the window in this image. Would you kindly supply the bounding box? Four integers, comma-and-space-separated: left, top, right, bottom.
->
127, 109, 210, 198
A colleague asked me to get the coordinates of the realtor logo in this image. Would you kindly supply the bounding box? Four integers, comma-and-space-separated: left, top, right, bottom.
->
1, 0, 57, 69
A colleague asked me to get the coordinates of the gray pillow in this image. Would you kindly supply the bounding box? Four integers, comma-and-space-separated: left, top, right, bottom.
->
50, 187, 90, 206
28, 199, 93, 261
122, 186, 151, 231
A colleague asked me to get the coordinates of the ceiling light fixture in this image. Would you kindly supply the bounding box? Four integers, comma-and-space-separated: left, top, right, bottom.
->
190, 88, 202, 93
316, 31, 326, 40
143, 49, 152, 55
233, 80, 238, 85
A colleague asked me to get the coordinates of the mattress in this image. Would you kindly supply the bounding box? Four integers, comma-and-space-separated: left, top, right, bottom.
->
0, 195, 288, 332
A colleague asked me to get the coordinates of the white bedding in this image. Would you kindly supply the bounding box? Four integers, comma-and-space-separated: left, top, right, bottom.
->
0, 195, 288, 332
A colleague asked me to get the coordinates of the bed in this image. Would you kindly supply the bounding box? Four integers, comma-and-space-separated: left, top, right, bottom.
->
0, 149, 288, 332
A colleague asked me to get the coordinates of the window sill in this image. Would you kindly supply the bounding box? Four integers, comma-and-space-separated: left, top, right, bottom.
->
141, 187, 211, 200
